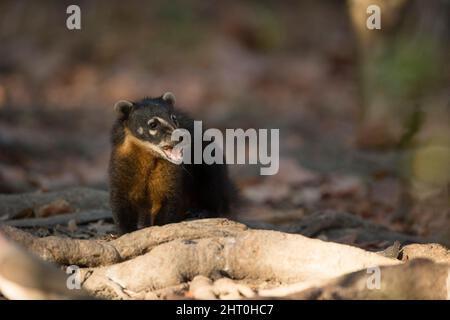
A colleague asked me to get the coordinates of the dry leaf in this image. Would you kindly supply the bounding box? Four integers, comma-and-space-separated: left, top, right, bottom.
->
35, 199, 73, 218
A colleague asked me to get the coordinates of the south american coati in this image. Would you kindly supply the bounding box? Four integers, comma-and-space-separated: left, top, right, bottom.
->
109, 92, 235, 234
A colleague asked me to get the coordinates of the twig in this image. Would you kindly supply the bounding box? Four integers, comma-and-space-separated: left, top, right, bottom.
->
2, 210, 112, 228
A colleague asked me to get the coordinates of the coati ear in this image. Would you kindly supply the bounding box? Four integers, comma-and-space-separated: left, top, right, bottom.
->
162, 92, 176, 105
114, 100, 133, 116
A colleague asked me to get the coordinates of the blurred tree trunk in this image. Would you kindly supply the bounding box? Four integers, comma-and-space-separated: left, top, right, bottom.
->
347, 0, 450, 242
347, 0, 449, 149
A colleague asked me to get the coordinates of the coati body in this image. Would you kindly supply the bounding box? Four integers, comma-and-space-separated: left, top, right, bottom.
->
109, 92, 234, 234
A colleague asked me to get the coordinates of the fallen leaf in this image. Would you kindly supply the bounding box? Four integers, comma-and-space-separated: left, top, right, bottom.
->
291, 187, 322, 206
273, 158, 319, 186
67, 219, 78, 233
242, 183, 290, 204
322, 175, 365, 198
35, 199, 73, 218
370, 177, 400, 208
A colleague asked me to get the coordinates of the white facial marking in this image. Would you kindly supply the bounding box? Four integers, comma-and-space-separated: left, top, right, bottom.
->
149, 129, 157, 135
148, 117, 174, 129
137, 127, 144, 135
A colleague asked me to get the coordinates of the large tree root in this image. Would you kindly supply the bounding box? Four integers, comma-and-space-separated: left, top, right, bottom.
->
0, 219, 247, 267
1, 212, 449, 299
285, 259, 450, 299
1, 188, 448, 300
79, 232, 401, 299
2, 218, 413, 299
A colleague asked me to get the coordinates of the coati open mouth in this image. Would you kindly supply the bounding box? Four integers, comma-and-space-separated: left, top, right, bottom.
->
161, 144, 183, 164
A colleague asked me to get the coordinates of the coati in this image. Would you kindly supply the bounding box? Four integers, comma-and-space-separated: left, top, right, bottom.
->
109, 92, 235, 234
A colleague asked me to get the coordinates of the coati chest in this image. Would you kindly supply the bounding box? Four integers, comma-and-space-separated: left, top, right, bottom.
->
118, 136, 179, 207
110, 131, 187, 228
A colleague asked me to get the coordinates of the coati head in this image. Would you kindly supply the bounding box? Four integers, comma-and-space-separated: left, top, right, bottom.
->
114, 92, 183, 164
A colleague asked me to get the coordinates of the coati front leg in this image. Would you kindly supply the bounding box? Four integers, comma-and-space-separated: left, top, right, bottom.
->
152, 197, 185, 226
110, 194, 139, 234
129, 186, 184, 229
137, 206, 152, 230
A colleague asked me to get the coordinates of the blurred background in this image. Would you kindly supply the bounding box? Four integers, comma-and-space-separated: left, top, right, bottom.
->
0, 1, 449, 244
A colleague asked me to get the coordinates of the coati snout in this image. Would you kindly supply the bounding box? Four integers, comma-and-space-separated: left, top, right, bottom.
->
113, 92, 183, 164
109, 92, 236, 234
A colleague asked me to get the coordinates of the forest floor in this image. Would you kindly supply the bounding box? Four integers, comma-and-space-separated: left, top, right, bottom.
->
0, 1, 449, 299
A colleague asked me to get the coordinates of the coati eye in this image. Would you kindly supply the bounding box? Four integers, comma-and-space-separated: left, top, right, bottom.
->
148, 119, 159, 129
170, 114, 178, 125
